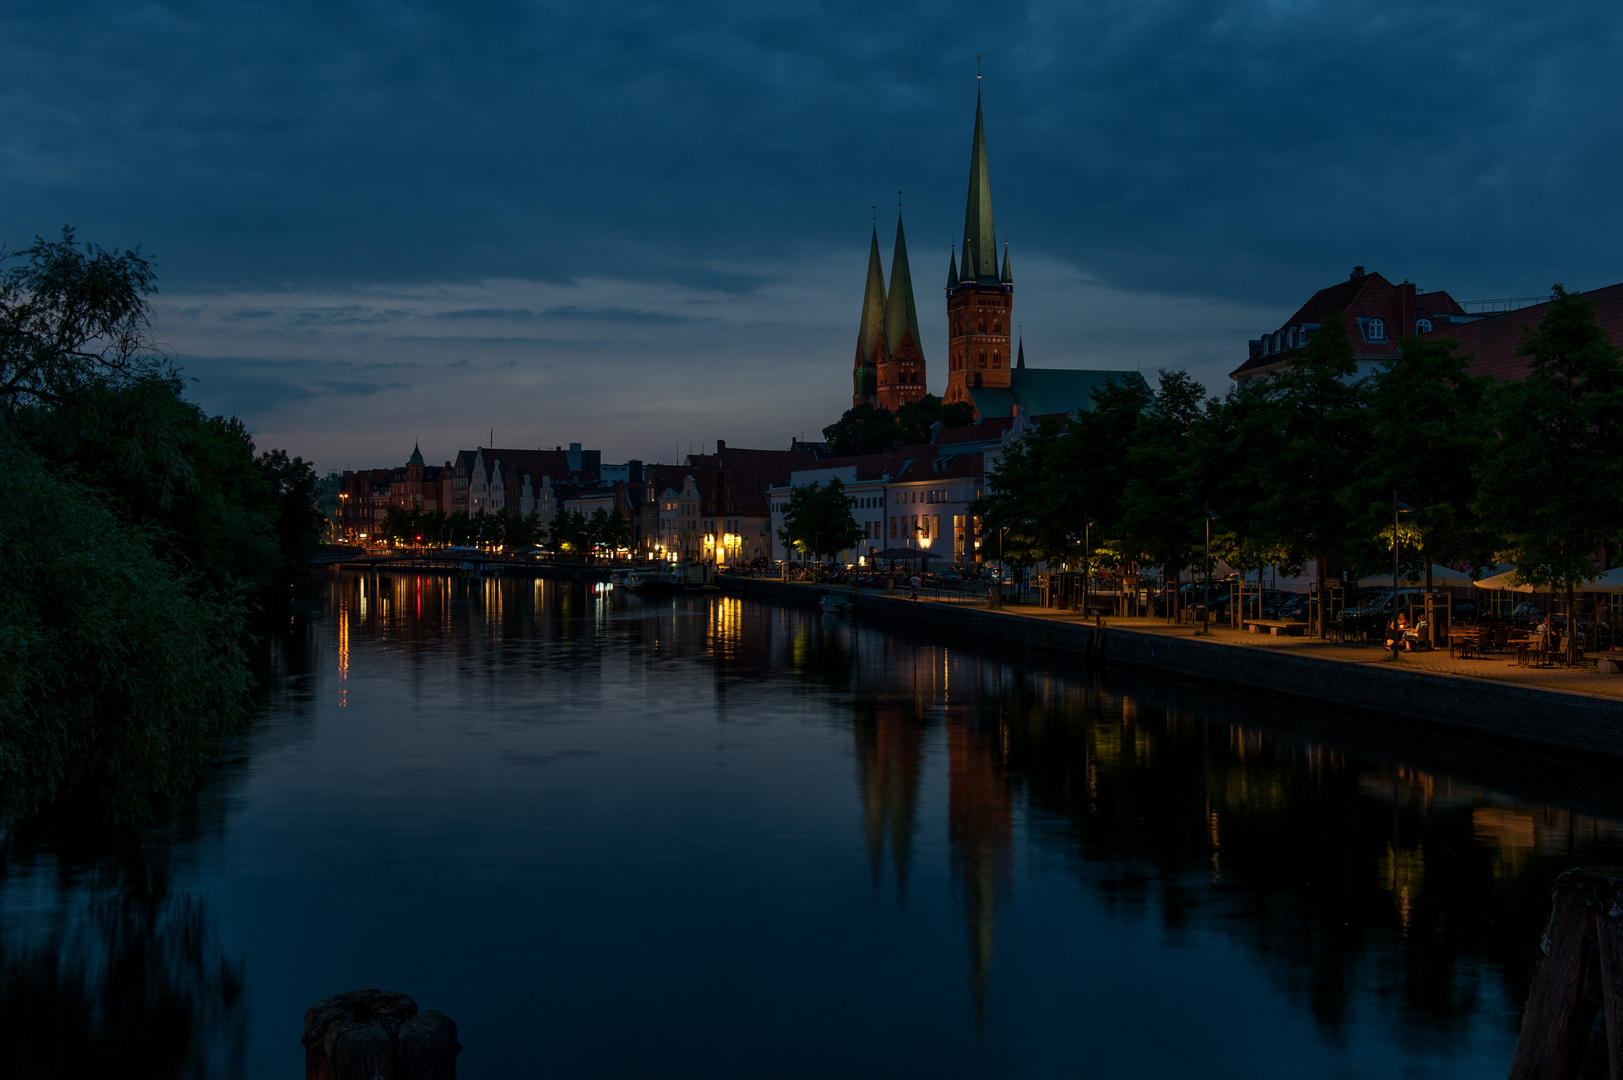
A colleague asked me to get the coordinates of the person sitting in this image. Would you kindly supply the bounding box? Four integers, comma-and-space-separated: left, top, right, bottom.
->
1384, 613, 1410, 658
1403, 618, 1429, 651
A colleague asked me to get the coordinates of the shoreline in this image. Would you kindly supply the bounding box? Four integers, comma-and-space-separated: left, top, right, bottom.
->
716, 575, 1623, 760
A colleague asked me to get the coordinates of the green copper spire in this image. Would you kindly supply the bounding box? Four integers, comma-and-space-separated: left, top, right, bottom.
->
1000, 241, 1013, 284
946, 245, 959, 289
856, 226, 888, 363
962, 90, 997, 283
1016, 335, 1025, 368
885, 215, 922, 359
409, 442, 424, 465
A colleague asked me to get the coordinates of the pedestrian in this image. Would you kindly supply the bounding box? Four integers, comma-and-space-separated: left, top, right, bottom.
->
909, 573, 920, 600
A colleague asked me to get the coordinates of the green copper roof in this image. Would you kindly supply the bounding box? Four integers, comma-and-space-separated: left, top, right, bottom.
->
1016, 336, 1025, 368
946, 246, 959, 289
884, 215, 923, 359
409, 442, 424, 465
1000, 242, 1013, 284
856, 227, 888, 364
961, 91, 997, 284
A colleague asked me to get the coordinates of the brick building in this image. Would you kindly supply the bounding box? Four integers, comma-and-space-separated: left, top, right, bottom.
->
851, 216, 929, 413
1228, 267, 1468, 381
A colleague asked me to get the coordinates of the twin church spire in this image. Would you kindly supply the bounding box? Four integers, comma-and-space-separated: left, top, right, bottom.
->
852, 214, 927, 411
853, 86, 1014, 413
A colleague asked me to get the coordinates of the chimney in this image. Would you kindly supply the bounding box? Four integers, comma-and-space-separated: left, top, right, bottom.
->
716, 439, 726, 452
1351, 266, 1366, 280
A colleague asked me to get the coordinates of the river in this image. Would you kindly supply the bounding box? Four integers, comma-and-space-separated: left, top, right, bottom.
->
3, 572, 1621, 1078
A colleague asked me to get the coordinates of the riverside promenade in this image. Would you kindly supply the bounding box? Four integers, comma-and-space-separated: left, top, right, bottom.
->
716, 575, 1623, 760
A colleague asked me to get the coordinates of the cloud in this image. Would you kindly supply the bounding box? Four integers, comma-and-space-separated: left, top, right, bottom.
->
7, 0, 1617, 465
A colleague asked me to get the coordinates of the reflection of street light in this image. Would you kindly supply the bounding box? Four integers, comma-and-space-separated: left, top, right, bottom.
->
1393, 491, 1414, 651
1081, 514, 1097, 615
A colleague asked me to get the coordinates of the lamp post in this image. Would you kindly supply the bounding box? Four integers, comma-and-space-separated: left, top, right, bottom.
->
1081, 514, 1097, 616
1202, 505, 1221, 635
1393, 491, 1414, 654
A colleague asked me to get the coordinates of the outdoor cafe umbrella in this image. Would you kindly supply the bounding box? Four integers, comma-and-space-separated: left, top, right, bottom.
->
1473, 566, 1623, 594
1356, 563, 1478, 588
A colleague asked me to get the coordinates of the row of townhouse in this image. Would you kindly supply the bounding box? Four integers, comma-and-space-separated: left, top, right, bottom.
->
765, 413, 1041, 567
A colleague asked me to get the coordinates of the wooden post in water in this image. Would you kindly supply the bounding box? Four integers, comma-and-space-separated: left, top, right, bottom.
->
1508, 867, 1623, 1080
304, 989, 460, 1080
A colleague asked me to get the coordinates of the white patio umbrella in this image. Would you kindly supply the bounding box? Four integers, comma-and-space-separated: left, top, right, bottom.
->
1356, 563, 1479, 588
1472, 567, 1623, 594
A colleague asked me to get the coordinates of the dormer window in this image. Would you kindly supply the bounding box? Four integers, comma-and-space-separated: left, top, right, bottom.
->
1416, 318, 1433, 333
1365, 317, 1387, 342
1287, 327, 1297, 348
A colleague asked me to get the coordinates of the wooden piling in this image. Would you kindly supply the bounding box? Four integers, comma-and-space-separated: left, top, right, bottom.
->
304, 989, 459, 1080
1509, 867, 1623, 1080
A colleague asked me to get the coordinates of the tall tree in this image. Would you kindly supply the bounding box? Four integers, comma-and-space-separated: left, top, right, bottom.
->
1121, 371, 1210, 602
823, 403, 901, 456
779, 478, 863, 563
1245, 314, 1370, 633
1342, 335, 1493, 595
0, 227, 159, 414
1479, 285, 1623, 661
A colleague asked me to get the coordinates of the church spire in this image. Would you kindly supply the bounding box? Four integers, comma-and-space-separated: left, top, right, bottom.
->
885, 215, 922, 360
1016, 335, 1025, 369
1000, 240, 1013, 284
962, 90, 997, 283
856, 226, 888, 364
946, 245, 959, 289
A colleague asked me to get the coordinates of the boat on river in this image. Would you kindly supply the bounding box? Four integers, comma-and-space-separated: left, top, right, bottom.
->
610, 568, 681, 596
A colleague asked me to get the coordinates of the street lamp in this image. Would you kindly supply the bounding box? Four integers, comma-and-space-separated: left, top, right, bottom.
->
1393, 491, 1414, 653
1202, 505, 1221, 635
1081, 514, 1097, 616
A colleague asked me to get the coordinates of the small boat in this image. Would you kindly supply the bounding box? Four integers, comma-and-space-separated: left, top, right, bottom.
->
613, 569, 681, 596
820, 593, 852, 615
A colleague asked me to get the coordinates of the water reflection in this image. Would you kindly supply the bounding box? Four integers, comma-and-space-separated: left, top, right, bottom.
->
7, 571, 1623, 1077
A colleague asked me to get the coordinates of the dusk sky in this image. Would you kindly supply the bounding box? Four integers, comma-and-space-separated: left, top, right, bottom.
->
7, 0, 1620, 472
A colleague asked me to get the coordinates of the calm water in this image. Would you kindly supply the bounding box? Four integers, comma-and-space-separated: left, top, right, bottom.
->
5, 573, 1623, 1078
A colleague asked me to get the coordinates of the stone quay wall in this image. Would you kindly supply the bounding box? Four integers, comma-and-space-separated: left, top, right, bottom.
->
716, 576, 1623, 760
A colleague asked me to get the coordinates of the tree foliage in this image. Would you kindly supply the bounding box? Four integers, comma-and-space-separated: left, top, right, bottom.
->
0, 228, 321, 817
823, 395, 976, 456
779, 478, 864, 560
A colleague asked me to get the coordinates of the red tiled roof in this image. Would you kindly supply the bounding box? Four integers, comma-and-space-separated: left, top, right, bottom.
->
934, 417, 1014, 444
1422, 283, 1623, 381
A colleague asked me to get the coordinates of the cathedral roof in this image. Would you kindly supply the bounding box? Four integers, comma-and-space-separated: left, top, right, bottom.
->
884, 215, 923, 358
856, 227, 888, 364
961, 91, 998, 284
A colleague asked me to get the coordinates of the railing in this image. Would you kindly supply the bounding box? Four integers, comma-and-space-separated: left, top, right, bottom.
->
1457, 296, 1552, 315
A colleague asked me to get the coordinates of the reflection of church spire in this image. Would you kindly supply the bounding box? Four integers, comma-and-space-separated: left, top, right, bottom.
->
948, 710, 1013, 1022
854, 706, 925, 902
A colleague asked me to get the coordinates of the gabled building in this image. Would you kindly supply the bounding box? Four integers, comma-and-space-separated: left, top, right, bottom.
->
1229, 267, 1468, 381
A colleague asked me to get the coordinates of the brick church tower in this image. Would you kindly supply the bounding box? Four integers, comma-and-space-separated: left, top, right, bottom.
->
943, 90, 1014, 408
851, 217, 928, 411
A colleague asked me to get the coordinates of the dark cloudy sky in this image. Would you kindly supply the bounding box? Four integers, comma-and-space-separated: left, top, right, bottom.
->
6, 1, 1619, 470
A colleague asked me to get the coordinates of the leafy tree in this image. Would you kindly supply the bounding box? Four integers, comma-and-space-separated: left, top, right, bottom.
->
973, 417, 1071, 564
383, 507, 417, 544
1342, 334, 1493, 594
823, 403, 901, 456
547, 508, 589, 553
895, 394, 975, 444
779, 478, 864, 562
1243, 314, 1370, 631
0, 446, 249, 817
0, 227, 159, 413
1121, 370, 1211, 598
1479, 285, 1623, 661
587, 507, 631, 552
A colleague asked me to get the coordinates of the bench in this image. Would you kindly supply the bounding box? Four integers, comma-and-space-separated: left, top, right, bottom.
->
1244, 619, 1305, 637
